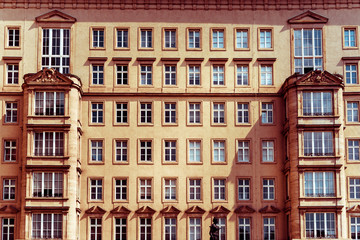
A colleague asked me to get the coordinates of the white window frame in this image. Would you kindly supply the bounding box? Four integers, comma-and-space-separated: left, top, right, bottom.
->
350, 178, 360, 199
91, 103, 104, 123
7, 28, 19, 47
212, 29, 224, 48
213, 103, 225, 124
35, 92, 65, 116
4, 140, 16, 162
303, 131, 334, 156
164, 65, 176, 85
302, 92, 333, 116
139, 179, 152, 201
164, 103, 176, 124
238, 179, 250, 200
114, 218, 127, 240
139, 218, 152, 240
188, 65, 200, 86
90, 179, 103, 200
32, 172, 63, 198
348, 140, 360, 161
238, 140, 250, 162
92, 65, 104, 85
304, 172, 335, 197
92, 29, 104, 48
263, 217, 275, 240
115, 140, 128, 162
6, 64, 19, 84
164, 140, 176, 162
346, 64, 358, 84
164, 218, 177, 240
213, 179, 226, 201
189, 103, 201, 124
2, 218, 15, 240
236, 29, 248, 49
305, 213, 336, 238
140, 103, 152, 124
260, 65, 273, 85
188, 140, 201, 163
351, 217, 360, 240
116, 65, 128, 85
139, 140, 152, 162
259, 29, 272, 49
91, 140, 103, 162
34, 132, 64, 156
213, 65, 225, 85
188, 30, 200, 49
261, 103, 273, 124
89, 218, 102, 240
32, 213, 63, 239
262, 140, 274, 162
164, 179, 176, 200
344, 28, 356, 47
236, 65, 249, 85
189, 179, 201, 201
3, 179, 15, 200
116, 103, 128, 124
218, 218, 226, 240
116, 29, 128, 48
263, 179, 275, 200
140, 65, 152, 85
213, 140, 225, 162
115, 179, 127, 200
5, 102, 18, 123
189, 218, 201, 240
140, 29, 152, 48
164, 29, 176, 49
348, 102, 359, 122
237, 103, 249, 124
238, 218, 251, 240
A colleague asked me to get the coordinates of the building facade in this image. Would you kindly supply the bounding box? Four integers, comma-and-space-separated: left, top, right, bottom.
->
0, 1, 360, 239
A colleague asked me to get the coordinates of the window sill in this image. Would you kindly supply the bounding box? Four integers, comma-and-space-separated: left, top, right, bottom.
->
211, 123, 227, 127
114, 85, 130, 88
186, 123, 203, 127
343, 47, 359, 50
299, 196, 341, 200
162, 161, 178, 165
25, 197, 69, 201
137, 161, 154, 165
90, 47, 106, 50
138, 48, 154, 51
187, 162, 203, 165
235, 161, 252, 164
114, 47, 130, 51
112, 161, 129, 165
89, 123, 105, 126
261, 161, 277, 164
29, 115, 70, 119
112, 199, 129, 203
234, 48, 250, 51
162, 48, 178, 51
235, 123, 252, 127
113, 123, 130, 127
162, 123, 178, 127
88, 161, 105, 165
26, 156, 69, 160
186, 48, 202, 51
211, 161, 227, 165
137, 123, 154, 127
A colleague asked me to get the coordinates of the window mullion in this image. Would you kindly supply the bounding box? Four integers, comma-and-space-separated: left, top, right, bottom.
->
60, 29, 64, 70
301, 29, 305, 73
51, 213, 54, 238
40, 214, 44, 239
310, 92, 314, 115
52, 173, 55, 197
312, 29, 316, 70
41, 172, 45, 197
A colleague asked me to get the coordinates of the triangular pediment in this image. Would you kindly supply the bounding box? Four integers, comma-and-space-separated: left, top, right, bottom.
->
135, 206, 156, 216
36, 10, 76, 23
347, 205, 360, 213
234, 205, 256, 214
259, 205, 281, 214
85, 206, 106, 215
209, 206, 230, 216
24, 68, 74, 86
297, 70, 343, 86
185, 206, 205, 215
160, 206, 181, 215
0, 205, 20, 213
110, 206, 131, 215
288, 10, 328, 24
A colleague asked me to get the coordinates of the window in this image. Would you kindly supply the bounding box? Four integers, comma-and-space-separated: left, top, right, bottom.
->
261, 103, 273, 124
263, 179, 275, 200
5, 102, 17, 123
139, 140, 152, 162
91, 103, 103, 123
304, 172, 335, 197
189, 103, 201, 124
164, 65, 176, 86
116, 29, 128, 48
42, 29, 70, 73
238, 141, 250, 162
32, 213, 62, 239
164, 179, 176, 200
263, 217, 275, 240
213, 179, 226, 200
115, 218, 127, 240
115, 179, 127, 200
349, 140, 360, 161
259, 29, 272, 49
164, 140, 176, 162
189, 218, 201, 240
164, 103, 176, 124
188, 140, 201, 163
2, 218, 14, 240
3, 179, 15, 200
4, 140, 16, 162
140, 29, 152, 48
139, 218, 152, 240
213, 65, 225, 85
346, 64, 358, 84
92, 65, 104, 85
140, 65, 152, 85
188, 29, 200, 49
218, 218, 226, 240
236, 29, 249, 49
212, 29, 224, 48
262, 140, 274, 162
164, 29, 176, 49
91, 140, 103, 162
350, 178, 360, 199
348, 102, 359, 122
115, 140, 128, 162
90, 179, 102, 200
260, 65, 273, 85
344, 28, 356, 47
304, 131, 334, 156
7, 28, 19, 47
33, 172, 63, 197
116, 103, 128, 124
351, 217, 360, 240
294, 29, 322, 74
189, 179, 201, 201
139, 179, 152, 200
305, 213, 335, 238
6, 64, 18, 84
34, 132, 64, 156
303, 92, 332, 116
164, 218, 176, 240
237, 103, 249, 124
213, 140, 225, 162
90, 218, 102, 240
213, 103, 225, 124
188, 65, 200, 86
116, 65, 128, 85
238, 218, 251, 240
35, 92, 65, 116
92, 29, 104, 48
237, 65, 249, 85
238, 179, 250, 200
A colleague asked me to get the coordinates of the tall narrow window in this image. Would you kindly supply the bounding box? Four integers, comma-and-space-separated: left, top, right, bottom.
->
7, 28, 20, 47
164, 65, 176, 85
259, 29, 272, 49
218, 218, 226, 240
238, 218, 251, 240
263, 179, 275, 200
115, 140, 128, 162
2, 218, 15, 240
263, 217, 275, 240
237, 103, 249, 124
34, 132, 64, 156
90, 218, 102, 240
164, 29, 176, 49
140, 103, 152, 123
92, 29, 104, 48
348, 102, 359, 122
188, 65, 200, 85
238, 141, 250, 162
115, 218, 127, 240
42, 29, 70, 73
213, 179, 226, 200
294, 29, 322, 74
91, 140, 103, 162
189, 103, 201, 124
164, 218, 176, 240
4, 140, 16, 162
6, 64, 19, 84
303, 131, 334, 156
140, 65, 152, 85
349, 178, 360, 199
262, 140, 274, 162
212, 29, 224, 48
139, 218, 152, 240
5, 102, 17, 123
303, 92, 332, 116
116, 103, 128, 123
164, 179, 176, 200
116, 65, 128, 85
346, 64, 358, 84
238, 179, 250, 200
213, 65, 225, 85
115, 179, 127, 200
92, 65, 104, 85
236, 29, 248, 49
213, 140, 225, 162
213, 103, 225, 124
260, 65, 273, 85
35, 92, 65, 116
237, 65, 248, 85
164, 140, 176, 162
90, 179, 102, 200
189, 179, 201, 200
140, 29, 152, 48
305, 213, 335, 238
139, 179, 152, 200
188, 29, 200, 49
344, 28, 356, 47
32, 214, 62, 239
261, 103, 273, 124
351, 217, 360, 240
304, 172, 335, 197
188, 141, 201, 163
91, 103, 103, 123
189, 218, 201, 240
164, 103, 176, 124
3, 179, 15, 200
139, 140, 152, 162
348, 140, 360, 161
33, 172, 63, 197
116, 29, 128, 48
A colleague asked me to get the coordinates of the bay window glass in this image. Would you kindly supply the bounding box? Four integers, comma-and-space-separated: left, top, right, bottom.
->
35, 92, 65, 116
32, 213, 62, 239
303, 132, 333, 156
33, 172, 63, 197
305, 213, 335, 238
34, 132, 64, 156
303, 92, 332, 116
304, 172, 335, 197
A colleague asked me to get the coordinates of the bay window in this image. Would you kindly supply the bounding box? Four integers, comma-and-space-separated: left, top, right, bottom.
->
304, 172, 335, 197
303, 131, 333, 156
34, 132, 64, 156
33, 172, 63, 197
305, 213, 335, 238
35, 92, 65, 116
32, 213, 62, 239
303, 92, 332, 116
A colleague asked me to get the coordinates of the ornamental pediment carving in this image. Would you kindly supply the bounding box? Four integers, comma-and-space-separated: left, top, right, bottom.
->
209, 206, 230, 215
347, 205, 360, 213
297, 70, 343, 86
160, 206, 180, 215
24, 68, 73, 86
234, 205, 256, 214
135, 206, 156, 216
110, 206, 131, 215
0, 205, 20, 213
36, 10, 76, 23
85, 206, 106, 215
288, 10, 328, 24
259, 205, 281, 214
185, 206, 205, 215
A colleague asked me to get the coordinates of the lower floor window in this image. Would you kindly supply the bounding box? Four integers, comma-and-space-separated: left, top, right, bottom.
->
217, 218, 226, 240
115, 218, 126, 240
90, 218, 102, 240
164, 218, 176, 240
189, 218, 201, 240
140, 218, 151, 240
305, 213, 335, 238
238, 218, 250, 240
263, 217, 275, 240
351, 217, 360, 240
2, 218, 14, 240
32, 213, 62, 239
